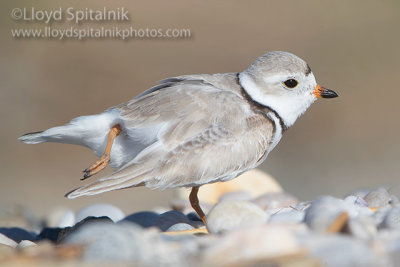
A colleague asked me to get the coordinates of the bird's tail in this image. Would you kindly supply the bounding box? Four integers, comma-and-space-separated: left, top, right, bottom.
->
18, 110, 121, 153
18, 123, 91, 147
18, 131, 46, 144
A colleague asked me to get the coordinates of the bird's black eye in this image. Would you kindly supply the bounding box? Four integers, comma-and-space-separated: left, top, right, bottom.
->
283, 79, 298, 88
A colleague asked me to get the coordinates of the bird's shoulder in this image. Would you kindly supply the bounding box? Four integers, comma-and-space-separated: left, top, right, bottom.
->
115, 73, 251, 124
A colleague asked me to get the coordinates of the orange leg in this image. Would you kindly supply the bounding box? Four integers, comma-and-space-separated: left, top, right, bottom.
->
189, 186, 207, 224
82, 124, 122, 180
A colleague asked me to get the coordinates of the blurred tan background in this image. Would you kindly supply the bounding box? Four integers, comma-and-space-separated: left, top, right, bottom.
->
1, 0, 399, 216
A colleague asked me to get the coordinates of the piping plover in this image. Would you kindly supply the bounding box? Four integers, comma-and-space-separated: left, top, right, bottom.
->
19, 51, 338, 223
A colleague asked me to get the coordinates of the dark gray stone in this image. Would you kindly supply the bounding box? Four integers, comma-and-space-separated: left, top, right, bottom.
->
57, 216, 113, 243
120, 211, 159, 228
0, 227, 37, 242
153, 211, 198, 231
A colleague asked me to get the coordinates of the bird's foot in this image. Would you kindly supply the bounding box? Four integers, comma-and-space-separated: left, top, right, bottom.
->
82, 154, 110, 180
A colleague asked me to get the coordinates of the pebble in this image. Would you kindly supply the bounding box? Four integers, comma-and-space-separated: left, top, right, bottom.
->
304, 195, 375, 234
345, 217, 377, 240
304, 196, 348, 233
218, 191, 253, 203
153, 211, 200, 231
58, 216, 113, 243
186, 212, 203, 222
45, 208, 75, 228
372, 205, 392, 226
202, 225, 301, 266
3, 186, 400, 265
344, 195, 368, 207
380, 206, 400, 229
206, 200, 268, 234
298, 233, 382, 267
16, 240, 37, 249
37, 227, 63, 243
269, 208, 305, 224
63, 221, 195, 265
0, 233, 18, 248
175, 169, 282, 204
0, 227, 37, 243
169, 198, 213, 216
121, 211, 159, 228
166, 223, 195, 232
253, 192, 299, 210
75, 203, 125, 223
364, 188, 391, 208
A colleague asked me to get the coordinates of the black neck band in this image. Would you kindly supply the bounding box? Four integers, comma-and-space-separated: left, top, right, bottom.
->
236, 73, 287, 132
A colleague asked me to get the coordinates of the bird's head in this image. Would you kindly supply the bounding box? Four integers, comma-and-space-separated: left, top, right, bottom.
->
239, 51, 338, 128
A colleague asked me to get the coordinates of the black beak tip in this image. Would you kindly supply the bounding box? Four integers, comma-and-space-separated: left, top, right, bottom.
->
321, 89, 338, 99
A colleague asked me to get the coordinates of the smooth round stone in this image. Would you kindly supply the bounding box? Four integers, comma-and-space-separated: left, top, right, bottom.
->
364, 188, 391, 208
121, 211, 159, 228
342, 195, 374, 219
203, 225, 300, 265
207, 200, 268, 234
218, 191, 253, 203
166, 223, 195, 232
299, 233, 381, 266
153, 211, 198, 231
381, 206, 400, 229
46, 208, 75, 228
75, 203, 125, 223
269, 208, 305, 224
304, 196, 347, 233
344, 195, 368, 207
58, 216, 114, 243
0, 227, 37, 242
175, 169, 282, 205
37, 227, 64, 243
170, 198, 213, 216
346, 217, 377, 240
374, 229, 400, 253
372, 205, 392, 226
63, 222, 190, 264
344, 198, 373, 218
17, 240, 37, 249
63, 222, 145, 261
253, 192, 298, 210
186, 212, 203, 222
0, 233, 17, 248
293, 201, 311, 211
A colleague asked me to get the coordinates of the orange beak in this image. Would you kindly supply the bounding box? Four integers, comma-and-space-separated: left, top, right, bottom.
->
313, 84, 338, 98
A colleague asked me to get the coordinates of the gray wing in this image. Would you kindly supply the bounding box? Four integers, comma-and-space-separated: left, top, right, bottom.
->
66, 76, 274, 198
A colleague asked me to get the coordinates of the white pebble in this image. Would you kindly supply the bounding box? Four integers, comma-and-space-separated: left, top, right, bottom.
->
381, 206, 400, 229
0, 233, 17, 248
17, 240, 37, 249
167, 223, 195, 232
75, 203, 125, 223
207, 200, 268, 234
269, 208, 305, 224
364, 188, 391, 208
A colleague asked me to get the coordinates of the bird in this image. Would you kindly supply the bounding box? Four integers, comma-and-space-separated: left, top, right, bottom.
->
18, 51, 338, 224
